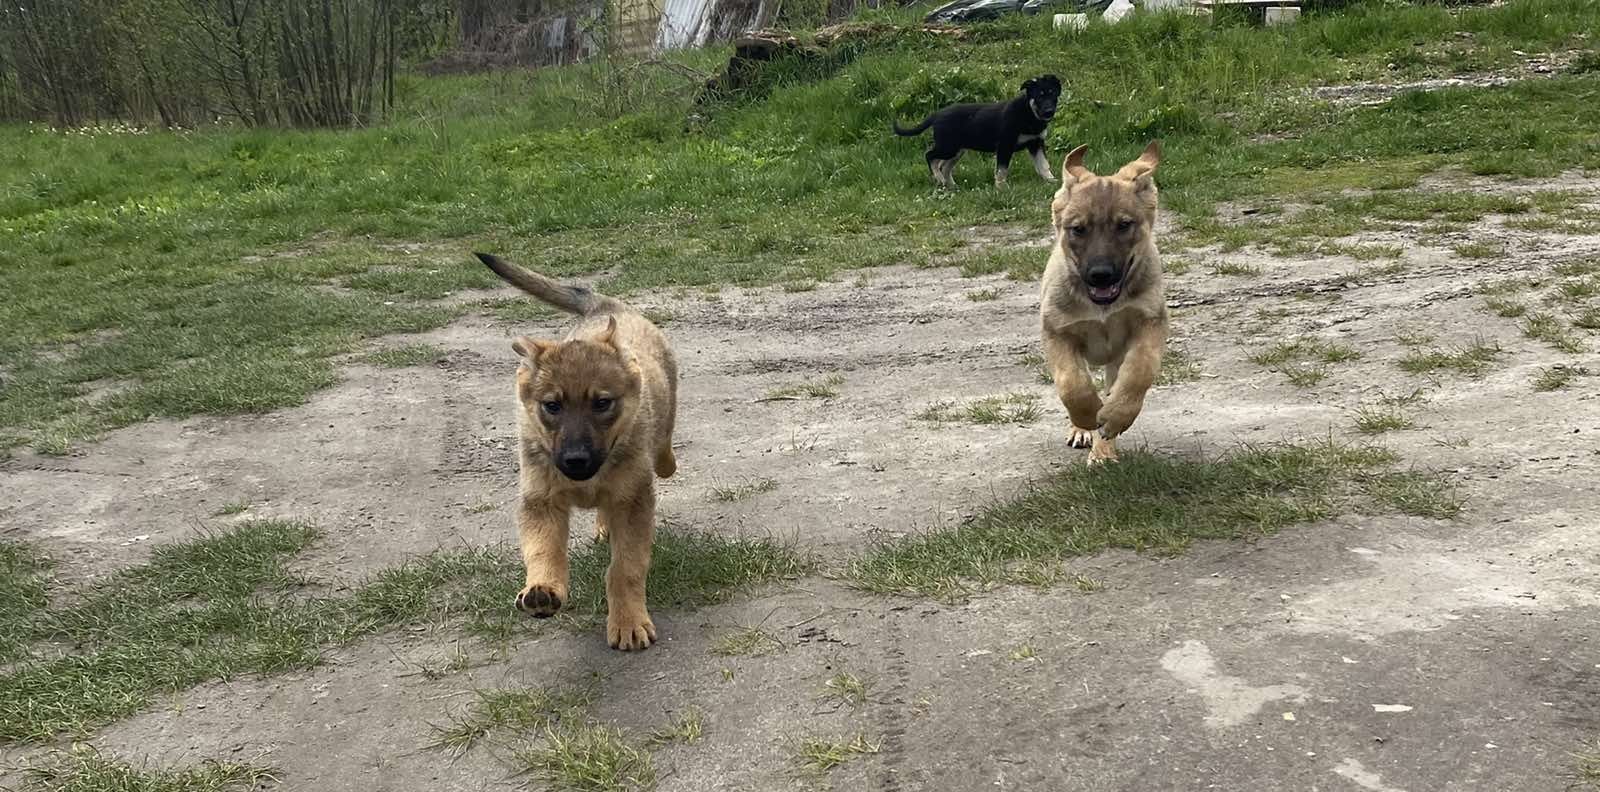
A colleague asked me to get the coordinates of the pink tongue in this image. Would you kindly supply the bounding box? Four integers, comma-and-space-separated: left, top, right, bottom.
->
1091, 285, 1119, 301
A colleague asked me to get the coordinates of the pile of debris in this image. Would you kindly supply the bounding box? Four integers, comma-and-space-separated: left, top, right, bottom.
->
697, 23, 969, 102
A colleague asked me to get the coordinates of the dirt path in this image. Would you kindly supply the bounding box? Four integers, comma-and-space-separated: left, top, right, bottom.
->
2, 178, 1598, 790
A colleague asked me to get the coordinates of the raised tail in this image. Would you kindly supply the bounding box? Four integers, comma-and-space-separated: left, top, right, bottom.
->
474, 252, 622, 316
892, 116, 934, 136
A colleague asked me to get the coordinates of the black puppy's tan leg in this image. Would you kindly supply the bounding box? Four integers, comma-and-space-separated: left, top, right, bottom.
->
515, 498, 571, 616
995, 144, 1016, 188
1097, 317, 1166, 450
601, 487, 657, 651
1044, 332, 1101, 451
1027, 140, 1055, 181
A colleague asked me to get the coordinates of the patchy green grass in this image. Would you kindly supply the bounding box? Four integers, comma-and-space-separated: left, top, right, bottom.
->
647, 709, 705, 747
1354, 405, 1415, 435
1009, 644, 1039, 662
0, 522, 811, 742
431, 685, 595, 756
1533, 364, 1592, 392
1570, 740, 1600, 790
1453, 241, 1503, 260
793, 732, 881, 774
821, 672, 870, 709
918, 393, 1042, 425
710, 626, 785, 658
761, 374, 843, 401
1352, 261, 1407, 281
211, 501, 250, 516
708, 477, 779, 503
1018, 352, 1054, 385
1210, 261, 1262, 277
12, 748, 275, 792
846, 441, 1458, 600
1285, 365, 1330, 387
518, 721, 657, 792
1157, 347, 1202, 385
959, 247, 1048, 281
1250, 337, 1359, 386
1398, 338, 1503, 378
1522, 312, 1586, 353
966, 287, 1002, 302
1576, 308, 1600, 330
362, 342, 445, 368
1482, 296, 1526, 318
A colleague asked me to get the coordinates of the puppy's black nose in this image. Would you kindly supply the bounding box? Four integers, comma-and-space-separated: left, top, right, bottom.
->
558, 451, 597, 480
1086, 264, 1120, 288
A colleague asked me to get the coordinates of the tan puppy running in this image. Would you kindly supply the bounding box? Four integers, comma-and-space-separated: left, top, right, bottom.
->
475, 252, 678, 651
1038, 141, 1167, 464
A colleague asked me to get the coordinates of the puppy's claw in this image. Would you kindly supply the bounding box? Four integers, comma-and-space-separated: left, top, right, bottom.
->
515, 584, 564, 618
607, 613, 657, 651
1067, 425, 1097, 449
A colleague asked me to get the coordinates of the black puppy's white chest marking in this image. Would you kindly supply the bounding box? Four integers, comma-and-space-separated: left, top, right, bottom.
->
1017, 133, 1041, 144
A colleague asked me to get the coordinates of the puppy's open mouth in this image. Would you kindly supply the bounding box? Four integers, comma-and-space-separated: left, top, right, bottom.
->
1087, 283, 1122, 304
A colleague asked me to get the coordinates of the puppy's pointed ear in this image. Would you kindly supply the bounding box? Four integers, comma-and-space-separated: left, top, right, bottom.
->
1115, 140, 1162, 197
1116, 139, 1162, 179
1061, 144, 1092, 186
594, 315, 618, 350
512, 336, 556, 364
1021, 78, 1036, 93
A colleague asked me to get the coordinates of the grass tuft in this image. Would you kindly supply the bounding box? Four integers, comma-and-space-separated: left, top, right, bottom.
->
1397, 338, 1502, 378
846, 441, 1454, 601
518, 721, 656, 792
918, 393, 1041, 425
821, 672, 870, 709
1249, 337, 1359, 386
1521, 312, 1585, 353
431, 685, 594, 756
1354, 405, 1415, 434
793, 732, 881, 774
1532, 364, 1591, 392
1569, 740, 1600, 789
708, 477, 779, 503
1482, 296, 1526, 318
761, 374, 843, 400
710, 626, 785, 657
646, 709, 705, 747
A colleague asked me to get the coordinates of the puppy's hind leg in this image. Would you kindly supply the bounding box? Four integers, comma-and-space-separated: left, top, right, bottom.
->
928, 146, 961, 189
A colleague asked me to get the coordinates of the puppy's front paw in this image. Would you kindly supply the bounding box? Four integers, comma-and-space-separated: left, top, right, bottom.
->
515, 584, 565, 618
1096, 398, 1143, 441
607, 607, 657, 652
1066, 425, 1098, 449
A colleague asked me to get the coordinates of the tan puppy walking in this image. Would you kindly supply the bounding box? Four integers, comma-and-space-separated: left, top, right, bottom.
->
475, 252, 678, 651
1038, 141, 1167, 464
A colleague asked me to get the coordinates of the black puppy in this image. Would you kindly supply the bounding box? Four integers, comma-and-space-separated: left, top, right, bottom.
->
893, 75, 1062, 189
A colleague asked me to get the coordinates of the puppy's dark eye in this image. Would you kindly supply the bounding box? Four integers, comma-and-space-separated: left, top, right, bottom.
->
592, 397, 614, 412
1070, 224, 1088, 236
542, 401, 562, 414
1116, 219, 1134, 232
